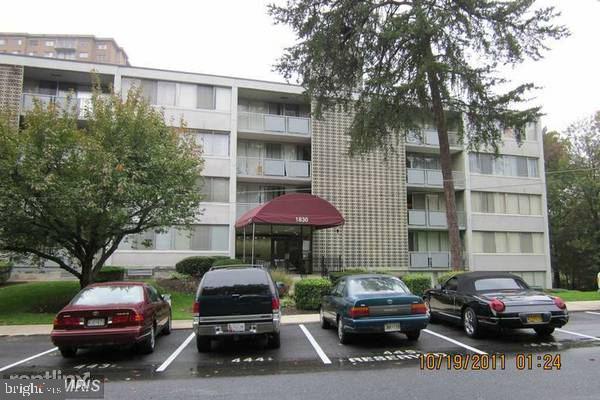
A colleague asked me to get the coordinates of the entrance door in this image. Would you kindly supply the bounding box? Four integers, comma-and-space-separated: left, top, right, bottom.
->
272, 236, 301, 273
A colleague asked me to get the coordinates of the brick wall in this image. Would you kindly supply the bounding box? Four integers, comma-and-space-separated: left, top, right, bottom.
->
311, 105, 409, 269
0, 64, 24, 127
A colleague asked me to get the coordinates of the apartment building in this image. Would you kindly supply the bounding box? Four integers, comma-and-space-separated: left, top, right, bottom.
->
0, 54, 552, 288
0, 33, 128, 65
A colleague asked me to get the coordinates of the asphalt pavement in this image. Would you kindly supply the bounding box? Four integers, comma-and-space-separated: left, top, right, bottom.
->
1, 311, 600, 399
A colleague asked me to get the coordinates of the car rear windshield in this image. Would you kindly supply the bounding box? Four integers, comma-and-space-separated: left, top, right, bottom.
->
200, 269, 271, 296
71, 286, 145, 306
347, 277, 409, 295
474, 278, 528, 291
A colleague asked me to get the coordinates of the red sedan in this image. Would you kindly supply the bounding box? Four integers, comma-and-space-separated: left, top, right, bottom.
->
51, 282, 172, 357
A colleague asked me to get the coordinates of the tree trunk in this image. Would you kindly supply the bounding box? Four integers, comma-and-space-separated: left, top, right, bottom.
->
425, 51, 462, 271
79, 259, 94, 289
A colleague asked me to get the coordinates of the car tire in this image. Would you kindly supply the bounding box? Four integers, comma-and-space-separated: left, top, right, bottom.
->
267, 332, 281, 349
463, 307, 482, 338
196, 335, 211, 352
138, 324, 156, 354
337, 316, 351, 345
534, 326, 555, 337
163, 314, 172, 335
320, 307, 331, 329
59, 346, 77, 358
405, 330, 421, 341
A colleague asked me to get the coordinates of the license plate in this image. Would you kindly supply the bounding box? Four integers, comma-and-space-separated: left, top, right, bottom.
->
526, 314, 543, 324
227, 323, 245, 332
384, 323, 401, 332
86, 318, 105, 327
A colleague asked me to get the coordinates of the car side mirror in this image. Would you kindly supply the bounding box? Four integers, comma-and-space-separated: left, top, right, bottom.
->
275, 282, 288, 297
161, 294, 172, 306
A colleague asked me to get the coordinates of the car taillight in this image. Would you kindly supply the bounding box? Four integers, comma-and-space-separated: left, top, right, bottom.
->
111, 312, 130, 324
54, 314, 83, 329
129, 311, 144, 324
350, 306, 369, 318
553, 296, 566, 310
193, 301, 200, 314
490, 298, 505, 313
272, 297, 280, 312
411, 303, 428, 314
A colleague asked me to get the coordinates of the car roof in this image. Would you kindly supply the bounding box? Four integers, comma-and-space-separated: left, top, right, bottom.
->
87, 281, 148, 288
456, 272, 524, 282
342, 274, 395, 280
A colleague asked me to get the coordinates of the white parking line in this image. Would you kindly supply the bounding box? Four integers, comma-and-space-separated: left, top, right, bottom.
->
299, 324, 331, 365
423, 329, 487, 355
556, 328, 600, 341
0, 347, 58, 372
155, 333, 195, 372
585, 311, 600, 316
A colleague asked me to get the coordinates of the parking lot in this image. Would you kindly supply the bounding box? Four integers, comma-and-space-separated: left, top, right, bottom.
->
1, 311, 600, 382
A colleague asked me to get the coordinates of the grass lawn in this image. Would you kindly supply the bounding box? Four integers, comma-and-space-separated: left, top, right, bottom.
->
544, 289, 600, 301
0, 280, 195, 325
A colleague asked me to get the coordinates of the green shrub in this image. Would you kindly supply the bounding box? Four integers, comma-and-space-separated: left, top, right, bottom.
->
0, 261, 13, 284
436, 271, 465, 285
175, 256, 226, 277
329, 269, 368, 284
95, 266, 126, 282
294, 278, 332, 310
212, 258, 244, 267
401, 274, 432, 296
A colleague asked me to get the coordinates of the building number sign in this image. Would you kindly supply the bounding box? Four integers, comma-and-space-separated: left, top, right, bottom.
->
295, 216, 309, 223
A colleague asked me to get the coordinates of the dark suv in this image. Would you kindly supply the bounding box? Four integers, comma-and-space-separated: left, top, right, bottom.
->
193, 265, 281, 352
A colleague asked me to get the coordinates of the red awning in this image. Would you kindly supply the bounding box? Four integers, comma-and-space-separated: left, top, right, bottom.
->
235, 193, 344, 230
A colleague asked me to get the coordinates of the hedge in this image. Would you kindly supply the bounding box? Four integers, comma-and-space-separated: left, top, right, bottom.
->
95, 266, 126, 282
212, 258, 244, 267
401, 274, 432, 296
437, 271, 465, 285
0, 261, 13, 284
295, 278, 332, 310
175, 256, 229, 277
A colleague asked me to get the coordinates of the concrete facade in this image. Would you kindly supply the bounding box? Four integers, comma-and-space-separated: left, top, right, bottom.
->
0, 54, 553, 288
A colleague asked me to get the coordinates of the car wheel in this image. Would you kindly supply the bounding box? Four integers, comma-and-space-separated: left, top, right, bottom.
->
267, 332, 281, 349
138, 324, 156, 354
196, 335, 211, 352
463, 307, 481, 338
405, 330, 421, 341
337, 316, 351, 344
59, 346, 77, 358
163, 314, 172, 335
534, 326, 555, 337
320, 307, 330, 329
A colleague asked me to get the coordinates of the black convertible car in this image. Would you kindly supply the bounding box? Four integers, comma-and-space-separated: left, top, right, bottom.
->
423, 272, 569, 338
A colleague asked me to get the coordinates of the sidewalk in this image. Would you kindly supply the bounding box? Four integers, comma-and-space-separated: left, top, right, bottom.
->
1, 301, 598, 337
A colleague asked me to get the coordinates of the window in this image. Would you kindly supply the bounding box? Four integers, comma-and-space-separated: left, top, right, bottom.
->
147, 286, 161, 303
201, 270, 271, 296
157, 81, 176, 106
197, 85, 215, 109
469, 154, 539, 177
29, 39, 38, 46
347, 277, 409, 295
177, 83, 197, 109
482, 232, 496, 253
97, 43, 108, 50
45, 40, 54, 46
194, 130, 229, 157
199, 177, 229, 202
17, 39, 22, 45
96, 54, 106, 62
79, 52, 88, 58
473, 231, 543, 253
472, 192, 542, 215
119, 225, 229, 251
72, 286, 144, 306
520, 233, 534, 253
445, 277, 458, 291
0, 39, 5, 46
474, 278, 528, 291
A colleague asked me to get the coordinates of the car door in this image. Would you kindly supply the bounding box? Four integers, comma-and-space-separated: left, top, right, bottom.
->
324, 280, 344, 320
146, 286, 167, 327
433, 277, 459, 321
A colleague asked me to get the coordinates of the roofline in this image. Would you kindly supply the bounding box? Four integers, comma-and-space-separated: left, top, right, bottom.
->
0, 54, 304, 92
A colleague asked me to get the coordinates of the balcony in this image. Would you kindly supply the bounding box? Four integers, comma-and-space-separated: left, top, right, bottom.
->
408, 210, 466, 229
406, 129, 462, 153
409, 251, 451, 269
54, 40, 77, 50
21, 93, 91, 119
406, 168, 465, 189
237, 157, 311, 183
238, 112, 311, 139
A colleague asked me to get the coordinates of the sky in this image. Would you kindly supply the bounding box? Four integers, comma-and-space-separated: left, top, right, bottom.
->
2, 0, 599, 132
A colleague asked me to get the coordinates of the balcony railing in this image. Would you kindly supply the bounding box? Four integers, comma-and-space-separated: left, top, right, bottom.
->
22, 93, 92, 119
237, 157, 311, 179
406, 128, 459, 147
408, 210, 466, 229
406, 168, 465, 188
238, 112, 311, 136
409, 251, 451, 269
54, 40, 77, 49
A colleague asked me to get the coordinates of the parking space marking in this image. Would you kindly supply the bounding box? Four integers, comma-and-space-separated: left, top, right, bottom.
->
0, 347, 58, 372
422, 329, 487, 355
585, 311, 600, 316
556, 328, 600, 341
299, 324, 331, 365
155, 333, 195, 372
